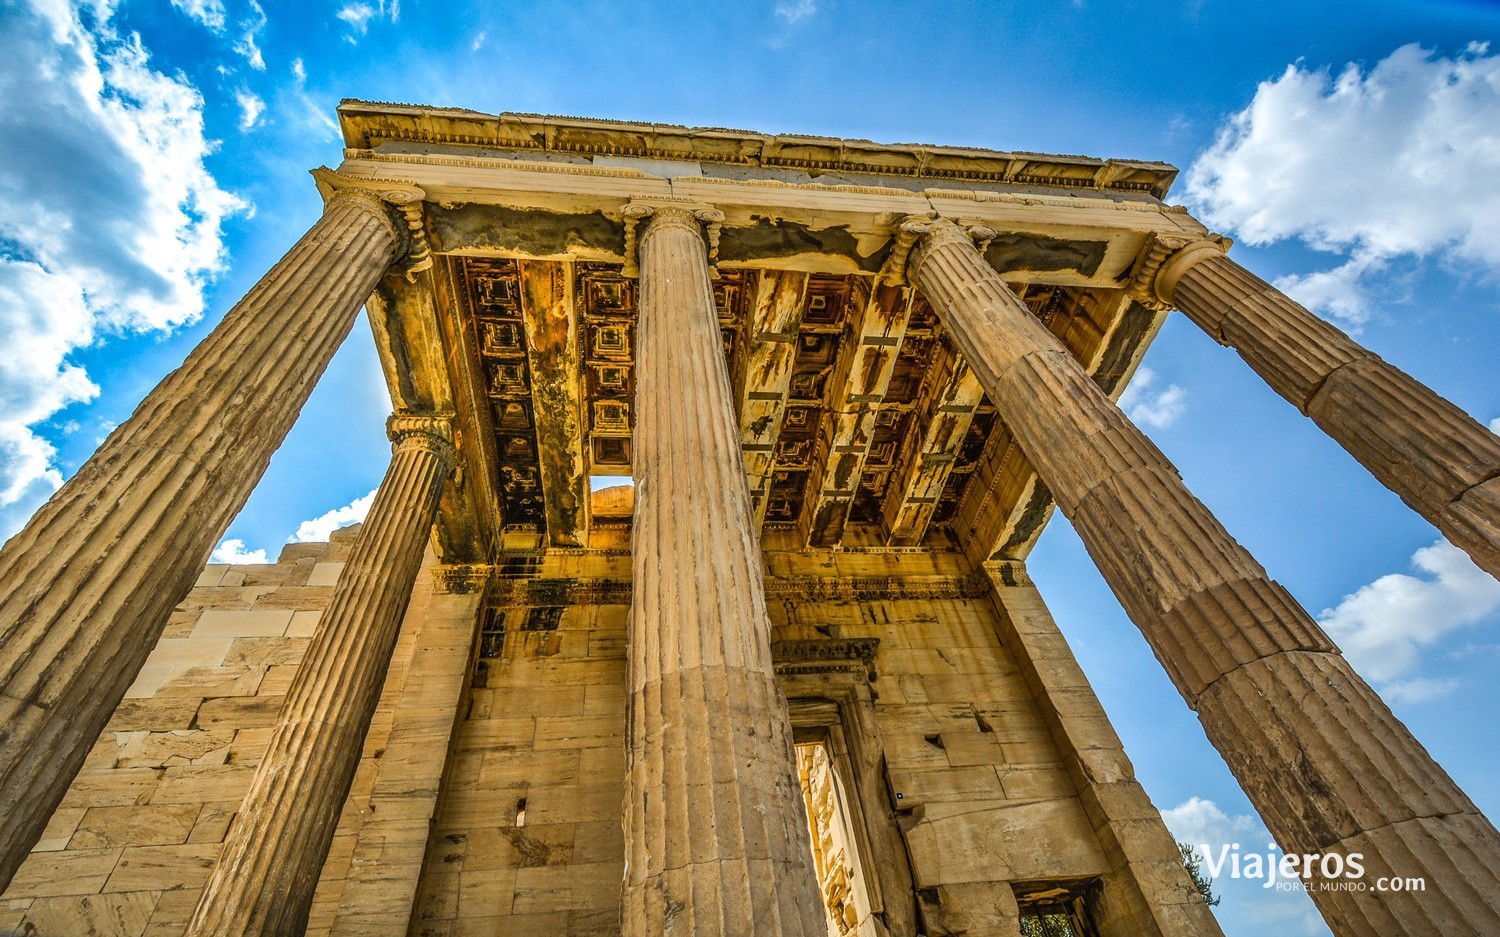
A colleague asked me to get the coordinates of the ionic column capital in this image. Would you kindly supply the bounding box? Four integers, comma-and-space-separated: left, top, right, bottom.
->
311, 167, 433, 277
621, 199, 723, 277
1128, 230, 1232, 309
386, 412, 455, 460
886, 215, 993, 284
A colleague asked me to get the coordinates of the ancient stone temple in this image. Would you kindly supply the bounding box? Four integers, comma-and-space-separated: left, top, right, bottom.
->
1, 102, 1498, 937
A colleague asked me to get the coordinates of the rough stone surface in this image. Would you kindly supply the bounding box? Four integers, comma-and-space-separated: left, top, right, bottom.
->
912, 217, 1500, 936
186, 417, 455, 936
1170, 252, 1500, 580
0, 192, 402, 890
0, 538, 354, 934
623, 206, 825, 937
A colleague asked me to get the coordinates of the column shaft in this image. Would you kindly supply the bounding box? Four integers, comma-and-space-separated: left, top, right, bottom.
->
0, 189, 405, 889
625, 205, 825, 937
186, 415, 454, 936
1165, 248, 1500, 580
911, 219, 1500, 937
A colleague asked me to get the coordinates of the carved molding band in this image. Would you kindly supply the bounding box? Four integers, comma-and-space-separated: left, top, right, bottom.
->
771, 638, 880, 681
484, 568, 998, 607
436, 563, 492, 595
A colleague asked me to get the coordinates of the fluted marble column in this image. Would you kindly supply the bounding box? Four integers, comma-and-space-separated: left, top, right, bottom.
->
0, 177, 415, 890
1137, 234, 1500, 581
908, 217, 1500, 937
187, 413, 454, 936
624, 204, 825, 937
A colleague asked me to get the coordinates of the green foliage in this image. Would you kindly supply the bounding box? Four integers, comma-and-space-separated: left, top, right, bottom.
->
1179, 842, 1221, 907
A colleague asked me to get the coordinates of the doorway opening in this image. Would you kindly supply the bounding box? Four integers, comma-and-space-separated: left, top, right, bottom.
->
796, 739, 879, 937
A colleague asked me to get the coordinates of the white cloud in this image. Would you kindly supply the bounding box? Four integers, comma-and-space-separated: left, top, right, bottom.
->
206, 488, 374, 566
170, 0, 226, 31
233, 0, 266, 71
210, 537, 268, 564
336, 0, 396, 39
1161, 797, 1329, 936
1381, 676, 1461, 704
1319, 539, 1500, 686
1489, 417, 1500, 435
775, 0, 817, 23
0, 2, 244, 539
471, 31, 486, 52
235, 89, 264, 130
336, 2, 375, 31
1118, 367, 1187, 428
292, 488, 376, 543
1161, 796, 1265, 849
1187, 43, 1500, 325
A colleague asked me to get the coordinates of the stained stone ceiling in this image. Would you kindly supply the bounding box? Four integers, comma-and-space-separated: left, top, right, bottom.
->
449, 254, 1154, 560
343, 103, 1186, 564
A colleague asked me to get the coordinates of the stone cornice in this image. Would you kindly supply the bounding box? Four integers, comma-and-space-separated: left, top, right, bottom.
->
483, 569, 994, 606
771, 638, 881, 681
345, 148, 1193, 216
336, 100, 1180, 199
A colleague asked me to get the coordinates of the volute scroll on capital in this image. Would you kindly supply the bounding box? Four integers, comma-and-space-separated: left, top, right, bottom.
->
310, 167, 434, 280
884, 215, 996, 285
1128, 230, 1233, 310
620, 199, 725, 277
386, 412, 457, 461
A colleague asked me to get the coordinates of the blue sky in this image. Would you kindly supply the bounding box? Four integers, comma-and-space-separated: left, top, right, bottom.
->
3, 1, 1499, 932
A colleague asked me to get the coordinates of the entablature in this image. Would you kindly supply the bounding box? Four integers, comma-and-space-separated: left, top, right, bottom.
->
336, 104, 1200, 566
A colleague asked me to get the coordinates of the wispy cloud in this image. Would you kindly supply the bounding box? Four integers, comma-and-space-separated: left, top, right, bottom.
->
471, 30, 486, 52
1489, 416, 1500, 435
170, 0, 226, 31
289, 57, 340, 141
1381, 676, 1461, 704
0, 1, 245, 539
774, 0, 817, 24
1188, 43, 1500, 326
233, 0, 266, 70
1319, 538, 1500, 692
235, 88, 264, 130
1118, 367, 1187, 429
170, 0, 263, 70
336, 0, 398, 41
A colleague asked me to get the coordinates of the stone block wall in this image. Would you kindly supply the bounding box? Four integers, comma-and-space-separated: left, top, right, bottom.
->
2, 542, 1211, 937
0, 533, 355, 936
765, 552, 1110, 936
404, 548, 1212, 937
0, 528, 483, 937
408, 553, 629, 937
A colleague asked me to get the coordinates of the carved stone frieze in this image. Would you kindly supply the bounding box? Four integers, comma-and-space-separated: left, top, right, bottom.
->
482, 566, 1000, 607
771, 638, 880, 681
